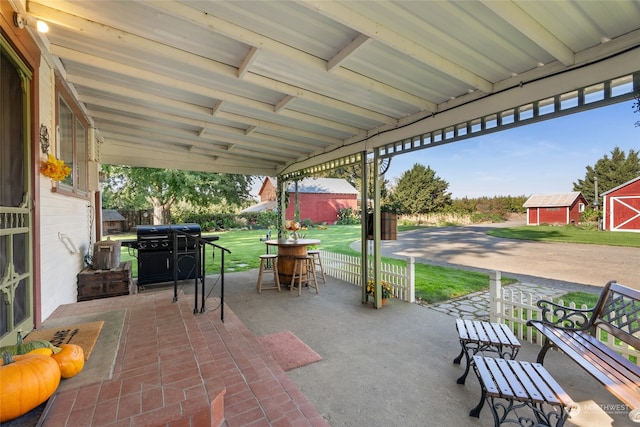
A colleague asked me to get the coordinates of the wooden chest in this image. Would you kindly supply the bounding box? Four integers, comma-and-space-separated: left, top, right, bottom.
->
77, 261, 131, 302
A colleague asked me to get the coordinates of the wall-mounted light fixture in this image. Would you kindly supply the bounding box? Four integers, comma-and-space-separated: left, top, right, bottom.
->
36, 20, 49, 33
13, 12, 26, 29
13, 12, 49, 33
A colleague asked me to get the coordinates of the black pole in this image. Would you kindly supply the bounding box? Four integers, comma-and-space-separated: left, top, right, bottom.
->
193, 237, 200, 314
220, 249, 225, 323
172, 233, 178, 302
200, 242, 205, 313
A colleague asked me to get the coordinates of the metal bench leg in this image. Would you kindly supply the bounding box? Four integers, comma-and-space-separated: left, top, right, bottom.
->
453, 346, 465, 365
469, 386, 486, 418
456, 346, 471, 384
536, 338, 554, 364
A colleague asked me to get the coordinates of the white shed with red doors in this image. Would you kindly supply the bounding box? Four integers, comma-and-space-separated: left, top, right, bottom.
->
523, 192, 588, 225
602, 176, 640, 232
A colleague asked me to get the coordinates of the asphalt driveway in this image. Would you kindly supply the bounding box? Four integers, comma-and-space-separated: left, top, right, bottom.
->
354, 221, 639, 291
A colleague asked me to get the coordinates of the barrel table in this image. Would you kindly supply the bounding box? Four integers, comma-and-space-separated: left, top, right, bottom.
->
264, 238, 321, 286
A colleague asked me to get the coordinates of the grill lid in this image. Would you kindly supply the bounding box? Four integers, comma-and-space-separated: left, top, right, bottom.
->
170, 223, 201, 235
137, 225, 171, 238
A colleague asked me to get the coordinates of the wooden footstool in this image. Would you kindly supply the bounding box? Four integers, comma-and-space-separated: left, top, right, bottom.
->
470, 356, 576, 426
454, 319, 521, 384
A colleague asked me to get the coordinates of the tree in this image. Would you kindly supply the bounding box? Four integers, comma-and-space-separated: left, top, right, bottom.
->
573, 147, 640, 206
102, 166, 254, 224
391, 164, 452, 214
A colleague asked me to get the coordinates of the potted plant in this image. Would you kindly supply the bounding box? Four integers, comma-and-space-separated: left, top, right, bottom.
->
284, 219, 301, 240
366, 279, 393, 305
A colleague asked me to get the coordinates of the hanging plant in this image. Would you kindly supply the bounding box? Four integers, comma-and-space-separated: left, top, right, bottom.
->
40, 154, 71, 181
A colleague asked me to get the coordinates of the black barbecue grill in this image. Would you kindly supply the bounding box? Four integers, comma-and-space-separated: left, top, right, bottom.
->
136, 223, 201, 286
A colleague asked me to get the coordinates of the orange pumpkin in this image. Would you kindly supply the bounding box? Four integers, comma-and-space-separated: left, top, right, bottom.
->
0, 352, 61, 422
51, 344, 84, 378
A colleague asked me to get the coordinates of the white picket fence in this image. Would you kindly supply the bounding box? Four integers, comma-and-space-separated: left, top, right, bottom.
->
488, 271, 640, 364
318, 250, 415, 302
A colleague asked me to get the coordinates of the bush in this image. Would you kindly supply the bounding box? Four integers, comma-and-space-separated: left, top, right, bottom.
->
336, 207, 360, 224
470, 213, 504, 224
239, 211, 277, 229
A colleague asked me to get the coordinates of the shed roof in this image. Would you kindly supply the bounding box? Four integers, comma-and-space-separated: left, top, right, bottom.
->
287, 178, 358, 195
523, 192, 584, 208
102, 209, 126, 221
240, 201, 277, 214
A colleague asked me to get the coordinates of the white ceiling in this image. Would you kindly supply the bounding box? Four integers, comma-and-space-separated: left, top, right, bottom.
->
19, 0, 640, 176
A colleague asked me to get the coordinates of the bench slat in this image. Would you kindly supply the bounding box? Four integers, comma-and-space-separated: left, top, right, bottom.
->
455, 319, 469, 340
537, 323, 640, 387
484, 356, 515, 398
571, 330, 640, 381
473, 355, 500, 395
517, 360, 561, 404
496, 323, 521, 347
484, 322, 508, 346
472, 320, 490, 343
529, 361, 576, 408
495, 358, 531, 401
459, 319, 478, 341
531, 321, 640, 409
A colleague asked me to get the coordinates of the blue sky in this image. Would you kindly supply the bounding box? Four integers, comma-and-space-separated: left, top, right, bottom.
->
385, 100, 639, 199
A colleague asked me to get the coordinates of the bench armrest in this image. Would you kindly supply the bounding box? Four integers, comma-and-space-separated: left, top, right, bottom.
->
530, 299, 596, 331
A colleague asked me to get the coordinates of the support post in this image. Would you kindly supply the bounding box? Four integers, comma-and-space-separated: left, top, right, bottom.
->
360, 151, 369, 304
373, 150, 381, 309
407, 256, 415, 303
489, 271, 502, 323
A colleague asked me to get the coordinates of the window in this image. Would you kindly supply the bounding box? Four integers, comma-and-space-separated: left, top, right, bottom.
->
56, 81, 88, 196
579, 203, 585, 213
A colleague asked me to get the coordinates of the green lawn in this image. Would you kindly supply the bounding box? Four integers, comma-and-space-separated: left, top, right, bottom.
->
487, 225, 640, 247
113, 222, 632, 304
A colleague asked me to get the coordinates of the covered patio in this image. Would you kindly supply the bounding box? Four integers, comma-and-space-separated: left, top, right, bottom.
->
34, 272, 627, 427
3, 2, 640, 426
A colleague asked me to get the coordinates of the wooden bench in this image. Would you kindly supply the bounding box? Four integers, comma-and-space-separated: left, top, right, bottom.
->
528, 280, 640, 422
470, 356, 576, 426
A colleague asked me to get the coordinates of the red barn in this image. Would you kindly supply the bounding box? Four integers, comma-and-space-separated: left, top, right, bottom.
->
602, 176, 640, 232
243, 177, 359, 224
523, 192, 588, 225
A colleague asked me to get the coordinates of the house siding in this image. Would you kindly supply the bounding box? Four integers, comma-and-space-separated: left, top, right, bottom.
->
256, 177, 358, 224
260, 179, 277, 202
37, 57, 93, 320
536, 207, 570, 225
287, 193, 357, 224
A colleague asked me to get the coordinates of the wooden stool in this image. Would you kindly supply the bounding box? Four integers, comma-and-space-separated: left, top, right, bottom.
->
290, 255, 319, 296
257, 254, 280, 293
307, 249, 326, 283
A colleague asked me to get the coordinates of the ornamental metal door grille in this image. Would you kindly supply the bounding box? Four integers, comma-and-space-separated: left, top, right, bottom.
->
0, 40, 33, 345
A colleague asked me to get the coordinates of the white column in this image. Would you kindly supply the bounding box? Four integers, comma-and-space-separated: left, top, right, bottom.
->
489, 271, 502, 323
406, 256, 415, 303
